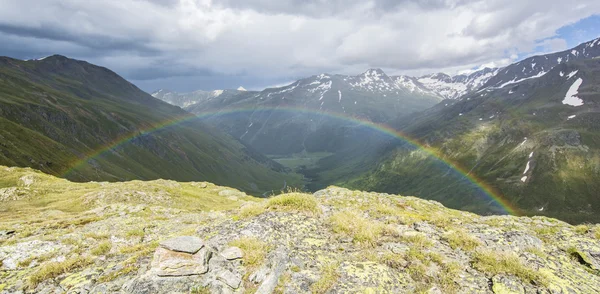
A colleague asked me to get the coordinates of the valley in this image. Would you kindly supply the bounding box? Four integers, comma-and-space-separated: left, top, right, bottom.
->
153, 37, 600, 223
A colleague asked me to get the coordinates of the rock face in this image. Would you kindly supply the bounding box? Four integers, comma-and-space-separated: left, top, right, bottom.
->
1, 172, 600, 294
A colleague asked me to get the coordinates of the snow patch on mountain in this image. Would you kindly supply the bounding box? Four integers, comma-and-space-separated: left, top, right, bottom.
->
498, 71, 547, 88
562, 78, 584, 107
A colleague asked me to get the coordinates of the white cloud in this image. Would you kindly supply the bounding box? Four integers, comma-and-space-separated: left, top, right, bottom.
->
0, 0, 599, 89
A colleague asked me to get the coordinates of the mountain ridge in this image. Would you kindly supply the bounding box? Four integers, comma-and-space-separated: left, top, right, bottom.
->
0, 54, 301, 195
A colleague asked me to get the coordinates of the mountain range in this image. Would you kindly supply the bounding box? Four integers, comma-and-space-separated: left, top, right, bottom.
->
153, 37, 600, 223
1, 37, 599, 223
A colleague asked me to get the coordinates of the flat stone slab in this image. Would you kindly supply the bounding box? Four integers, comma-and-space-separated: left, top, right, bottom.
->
159, 236, 204, 254
151, 247, 211, 277
220, 247, 243, 260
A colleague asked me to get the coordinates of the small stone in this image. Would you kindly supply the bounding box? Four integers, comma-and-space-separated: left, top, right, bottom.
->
220, 247, 243, 260
159, 236, 204, 254
217, 270, 242, 289
0, 230, 15, 236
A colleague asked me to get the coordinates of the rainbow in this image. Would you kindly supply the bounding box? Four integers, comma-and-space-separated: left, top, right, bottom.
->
62, 105, 520, 215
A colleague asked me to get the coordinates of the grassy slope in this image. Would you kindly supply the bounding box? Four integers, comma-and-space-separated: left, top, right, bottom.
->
338, 60, 600, 223
0, 56, 301, 195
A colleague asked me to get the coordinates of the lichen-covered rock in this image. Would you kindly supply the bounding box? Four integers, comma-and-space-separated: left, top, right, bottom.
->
2, 180, 600, 294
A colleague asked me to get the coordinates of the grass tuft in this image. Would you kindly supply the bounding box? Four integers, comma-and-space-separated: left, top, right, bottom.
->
574, 224, 589, 234
329, 210, 383, 247
238, 203, 266, 219
443, 230, 481, 251
91, 240, 112, 256
266, 193, 319, 213
472, 250, 546, 286
229, 237, 270, 269
311, 262, 340, 294
28, 255, 93, 288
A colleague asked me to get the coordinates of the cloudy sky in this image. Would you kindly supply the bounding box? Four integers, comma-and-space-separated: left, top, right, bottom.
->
1, 0, 600, 92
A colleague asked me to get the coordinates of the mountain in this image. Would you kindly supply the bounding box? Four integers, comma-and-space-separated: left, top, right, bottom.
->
1, 166, 599, 293
152, 88, 247, 108
0, 55, 300, 194
416, 67, 500, 99
481, 37, 600, 90
183, 69, 442, 156
343, 48, 600, 223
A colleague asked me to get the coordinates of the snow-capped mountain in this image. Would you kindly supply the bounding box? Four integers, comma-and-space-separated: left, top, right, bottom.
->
481, 37, 600, 90
183, 68, 443, 155
151, 88, 244, 108
416, 68, 499, 100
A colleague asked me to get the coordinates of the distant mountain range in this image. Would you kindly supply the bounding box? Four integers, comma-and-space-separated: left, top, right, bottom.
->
152, 67, 500, 105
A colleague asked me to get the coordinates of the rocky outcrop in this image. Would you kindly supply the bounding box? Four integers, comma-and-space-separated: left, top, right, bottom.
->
1, 169, 600, 293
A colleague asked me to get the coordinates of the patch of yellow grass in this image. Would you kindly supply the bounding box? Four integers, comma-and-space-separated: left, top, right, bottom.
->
472, 250, 546, 285
443, 230, 481, 251
125, 228, 145, 238
401, 233, 434, 249
28, 255, 93, 288
329, 210, 383, 247
91, 240, 112, 256
266, 193, 319, 213
229, 237, 270, 269
311, 262, 340, 294
238, 203, 266, 219
574, 224, 589, 234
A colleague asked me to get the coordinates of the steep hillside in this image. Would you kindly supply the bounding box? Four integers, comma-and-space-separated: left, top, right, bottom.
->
0, 55, 300, 194
1, 166, 599, 293
482, 37, 600, 89
346, 57, 600, 223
